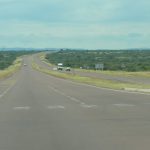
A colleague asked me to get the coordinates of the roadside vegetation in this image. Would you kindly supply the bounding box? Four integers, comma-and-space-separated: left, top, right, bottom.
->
32, 60, 150, 91
45, 50, 150, 72
0, 51, 37, 70
0, 51, 38, 79
38, 52, 52, 66
0, 58, 22, 79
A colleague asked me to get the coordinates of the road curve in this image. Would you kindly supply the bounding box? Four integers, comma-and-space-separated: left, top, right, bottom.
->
0, 55, 150, 150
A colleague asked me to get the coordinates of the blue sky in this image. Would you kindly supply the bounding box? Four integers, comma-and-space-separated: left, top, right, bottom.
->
0, 0, 150, 49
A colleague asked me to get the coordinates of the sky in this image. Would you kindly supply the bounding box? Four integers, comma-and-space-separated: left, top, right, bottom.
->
0, 0, 150, 49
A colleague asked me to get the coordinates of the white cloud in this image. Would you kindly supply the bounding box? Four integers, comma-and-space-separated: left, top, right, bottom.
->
0, 20, 149, 49
0, 0, 150, 48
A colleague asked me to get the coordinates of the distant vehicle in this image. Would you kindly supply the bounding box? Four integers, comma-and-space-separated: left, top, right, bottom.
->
53, 67, 57, 71
65, 67, 71, 71
24, 64, 27, 66
57, 63, 63, 71
57, 63, 63, 66
57, 66, 63, 71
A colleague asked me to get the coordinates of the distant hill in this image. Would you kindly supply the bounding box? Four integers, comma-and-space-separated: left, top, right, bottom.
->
0, 48, 60, 51
0, 48, 150, 51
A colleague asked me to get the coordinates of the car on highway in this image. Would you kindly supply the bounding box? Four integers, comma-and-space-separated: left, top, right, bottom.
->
53, 67, 58, 71
57, 66, 63, 71
65, 67, 71, 71
23, 64, 27, 66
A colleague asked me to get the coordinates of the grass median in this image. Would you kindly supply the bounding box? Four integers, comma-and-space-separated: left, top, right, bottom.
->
38, 52, 52, 66
75, 69, 150, 78
32, 61, 150, 91
0, 58, 22, 79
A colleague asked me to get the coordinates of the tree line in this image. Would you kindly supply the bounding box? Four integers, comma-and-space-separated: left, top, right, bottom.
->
45, 50, 150, 71
0, 51, 37, 70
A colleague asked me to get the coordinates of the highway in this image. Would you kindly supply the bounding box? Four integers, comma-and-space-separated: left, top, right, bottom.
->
0, 55, 150, 150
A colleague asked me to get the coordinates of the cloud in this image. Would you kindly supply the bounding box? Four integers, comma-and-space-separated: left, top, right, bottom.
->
0, 0, 150, 48
0, 20, 149, 49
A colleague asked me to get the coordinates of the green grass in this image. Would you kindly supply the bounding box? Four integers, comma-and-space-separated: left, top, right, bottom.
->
38, 53, 53, 66
0, 58, 22, 79
32, 61, 150, 91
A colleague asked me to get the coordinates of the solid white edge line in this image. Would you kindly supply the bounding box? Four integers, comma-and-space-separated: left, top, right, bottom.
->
48, 75, 150, 96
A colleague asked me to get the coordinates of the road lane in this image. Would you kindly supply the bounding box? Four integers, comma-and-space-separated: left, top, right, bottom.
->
0, 56, 150, 150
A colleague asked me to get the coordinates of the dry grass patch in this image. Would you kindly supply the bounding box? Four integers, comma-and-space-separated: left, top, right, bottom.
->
0, 58, 22, 79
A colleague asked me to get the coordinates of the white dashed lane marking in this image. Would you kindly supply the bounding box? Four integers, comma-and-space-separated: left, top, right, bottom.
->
113, 104, 135, 107
48, 86, 98, 109
0, 84, 15, 99
47, 105, 65, 109
48, 86, 80, 103
13, 106, 30, 110
80, 104, 98, 108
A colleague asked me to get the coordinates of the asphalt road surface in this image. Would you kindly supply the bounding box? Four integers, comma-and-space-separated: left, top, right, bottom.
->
0, 55, 150, 150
